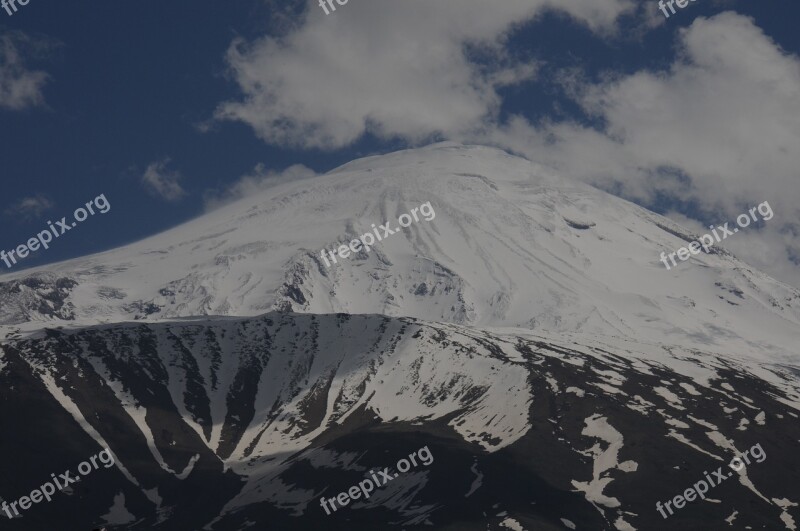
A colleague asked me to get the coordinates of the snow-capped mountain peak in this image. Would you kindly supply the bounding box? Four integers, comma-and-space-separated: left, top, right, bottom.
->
2, 143, 799, 365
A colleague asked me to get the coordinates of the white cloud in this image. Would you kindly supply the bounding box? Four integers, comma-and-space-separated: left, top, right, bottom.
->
480, 13, 800, 286
204, 163, 317, 211
141, 159, 187, 202
0, 31, 51, 111
214, 0, 634, 149
4, 194, 54, 219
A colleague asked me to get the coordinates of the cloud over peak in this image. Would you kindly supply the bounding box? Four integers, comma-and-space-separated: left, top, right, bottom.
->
213, 0, 634, 150
484, 12, 800, 286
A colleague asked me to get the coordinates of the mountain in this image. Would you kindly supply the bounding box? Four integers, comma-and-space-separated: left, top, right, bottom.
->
2, 143, 799, 363
1, 143, 799, 530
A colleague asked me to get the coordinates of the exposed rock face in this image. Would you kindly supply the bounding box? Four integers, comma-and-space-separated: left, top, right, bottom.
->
1, 313, 798, 530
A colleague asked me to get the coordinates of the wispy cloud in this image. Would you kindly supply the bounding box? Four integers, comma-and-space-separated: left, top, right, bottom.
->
0, 31, 52, 111
4, 194, 54, 220
141, 159, 187, 202
203, 163, 316, 211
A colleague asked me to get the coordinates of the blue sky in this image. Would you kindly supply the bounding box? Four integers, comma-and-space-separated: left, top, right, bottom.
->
1, 0, 799, 285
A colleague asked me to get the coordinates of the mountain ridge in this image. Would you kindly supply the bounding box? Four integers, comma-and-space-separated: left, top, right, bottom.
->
2, 311, 798, 529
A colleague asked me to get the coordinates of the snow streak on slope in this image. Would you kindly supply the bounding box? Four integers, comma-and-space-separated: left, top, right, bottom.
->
1, 143, 799, 367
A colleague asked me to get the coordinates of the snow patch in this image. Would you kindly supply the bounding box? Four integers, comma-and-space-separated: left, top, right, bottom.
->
500, 517, 526, 530
101, 493, 136, 525
571, 414, 637, 510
